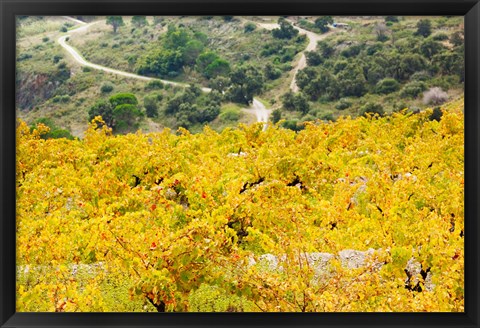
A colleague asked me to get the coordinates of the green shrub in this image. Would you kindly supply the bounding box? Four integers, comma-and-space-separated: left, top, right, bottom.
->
244, 22, 256, 33
100, 83, 114, 93
52, 95, 70, 103
145, 80, 164, 90
271, 108, 281, 123
375, 78, 400, 94
53, 55, 63, 63
336, 98, 352, 110
385, 16, 399, 22
360, 103, 385, 117
82, 66, 91, 72
60, 26, 68, 32
410, 71, 430, 82
281, 119, 303, 131
320, 112, 335, 121
219, 109, 240, 121
432, 33, 449, 41
400, 81, 427, 98
42, 37, 49, 42
144, 95, 159, 118
429, 107, 443, 121
17, 53, 32, 62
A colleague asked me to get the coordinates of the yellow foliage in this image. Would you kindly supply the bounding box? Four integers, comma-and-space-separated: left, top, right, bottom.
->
16, 100, 464, 312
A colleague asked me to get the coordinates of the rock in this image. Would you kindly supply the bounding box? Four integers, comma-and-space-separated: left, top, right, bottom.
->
257, 254, 280, 271
338, 248, 376, 269
301, 252, 334, 272
404, 258, 435, 292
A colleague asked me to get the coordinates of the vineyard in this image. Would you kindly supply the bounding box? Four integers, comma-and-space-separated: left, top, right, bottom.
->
16, 98, 464, 312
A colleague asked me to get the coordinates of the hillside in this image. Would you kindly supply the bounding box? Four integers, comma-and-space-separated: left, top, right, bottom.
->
17, 98, 464, 312
16, 15, 463, 138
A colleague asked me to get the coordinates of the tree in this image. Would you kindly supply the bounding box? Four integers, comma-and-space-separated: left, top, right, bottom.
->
109, 93, 138, 108
399, 54, 427, 80
419, 39, 445, 60
305, 51, 323, 66
204, 59, 231, 79
281, 91, 310, 114
183, 40, 204, 66
144, 95, 159, 118
208, 76, 230, 93
281, 91, 296, 110
196, 52, 220, 76
164, 25, 191, 50
336, 64, 367, 98
272, 18, 299, 39
113, 104, 144, 132
293, 93, 310, 114
227, 66, 264, 105
88, 100, 114, 127
264, 63, 282, 80
271, 109, 282, 123
415, 19, 432, 38
314, 16, 333, 33
106, 16, 125, 33
131, 16, 148, 28
89, 93, 142, 133
317, 41, 334, 59
137, 49, 184, 78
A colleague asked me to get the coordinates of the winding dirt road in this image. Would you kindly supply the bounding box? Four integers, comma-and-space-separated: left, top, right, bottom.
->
248, 99, 271, 131
57, 17, 331, 127
250, 19, 336, 92
57, 20, 210, 92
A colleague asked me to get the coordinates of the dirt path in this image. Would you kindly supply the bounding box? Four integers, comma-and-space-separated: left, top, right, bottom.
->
57, 20, 211, 92
288, 25, 336, 92
243, 98, 271, 131
58, 18, 277, 126
249, 18, 336, 93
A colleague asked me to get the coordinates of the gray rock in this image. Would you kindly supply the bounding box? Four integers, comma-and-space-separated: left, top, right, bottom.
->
338, 248, 376, 269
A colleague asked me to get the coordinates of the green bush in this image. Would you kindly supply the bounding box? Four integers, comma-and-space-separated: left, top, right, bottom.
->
400, 81, 427, 98
244, 22, 256, 33
144, 95, 159, 118
281, 119, 304, 131
42, 37, 49, 42
429, 107, 443, 121
336, 98, 352, 110
360, 103, 385, 117
100, 83, 114, 93
375, 78, 400, 94
145, 80, 164, 90
432, 33, 449, 41
53, 55, 63, 63
52, 95, 70, 103
17, 53, 32, 62
219, 109, 240, 122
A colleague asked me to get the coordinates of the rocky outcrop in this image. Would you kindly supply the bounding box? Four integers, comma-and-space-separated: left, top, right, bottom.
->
249, 249, 435, 292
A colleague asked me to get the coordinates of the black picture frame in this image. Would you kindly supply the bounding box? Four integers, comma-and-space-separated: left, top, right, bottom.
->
1, 0, 479, 327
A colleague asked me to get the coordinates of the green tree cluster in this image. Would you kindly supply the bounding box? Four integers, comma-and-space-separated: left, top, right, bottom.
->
88, 93, 143, 133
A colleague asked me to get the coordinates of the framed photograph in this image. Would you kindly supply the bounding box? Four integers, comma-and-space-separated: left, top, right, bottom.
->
1, 0, 479, 327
